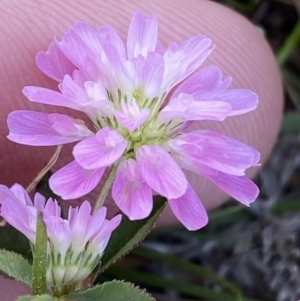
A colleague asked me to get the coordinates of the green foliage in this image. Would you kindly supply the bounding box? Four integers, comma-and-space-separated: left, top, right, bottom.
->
133, 246, 243, 300
0, 249, 32, 286
0, 225, 31, 258
225, 0, 257, 14
281, 112, 300, 133
62, 280, 155, 301
277, 20, 300, 66
107, 266, 263, 301
100, 196, 166, 272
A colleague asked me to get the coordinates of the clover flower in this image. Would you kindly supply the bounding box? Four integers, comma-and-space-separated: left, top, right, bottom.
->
7, 12, 260, 230
0, 184, 121, 295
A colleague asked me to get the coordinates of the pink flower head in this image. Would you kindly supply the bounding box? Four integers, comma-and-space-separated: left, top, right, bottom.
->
0, 184, 121, 291
7, 12, 260, 230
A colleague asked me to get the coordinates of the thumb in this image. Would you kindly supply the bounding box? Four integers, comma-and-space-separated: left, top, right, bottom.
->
0, 0, 283, 299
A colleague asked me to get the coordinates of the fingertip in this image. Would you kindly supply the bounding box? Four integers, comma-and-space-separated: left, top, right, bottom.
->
0, 0, 283, 217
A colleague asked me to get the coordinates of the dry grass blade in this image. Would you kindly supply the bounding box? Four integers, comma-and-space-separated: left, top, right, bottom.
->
26, 146, 62, 193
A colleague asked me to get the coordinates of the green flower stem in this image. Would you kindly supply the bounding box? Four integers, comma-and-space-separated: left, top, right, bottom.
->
32, 212, 48, 295
133, 246, 243, 301
93, 165, 117, 213
277, 19, 300, 66
106, 266, 265, 301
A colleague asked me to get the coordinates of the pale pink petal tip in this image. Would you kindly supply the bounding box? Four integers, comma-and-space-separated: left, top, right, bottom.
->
162, 36, 212, 89
169, 184, 208, 231
208, 172, 259, 206
127, 11, 158, 59
49, 161, 105, 200
36, 42, 77, 82
0, 184, 19, 205
10, 183, 33, 206
161, 93, 231, 122
91, 214, 122, 247
112, 159, 153, 220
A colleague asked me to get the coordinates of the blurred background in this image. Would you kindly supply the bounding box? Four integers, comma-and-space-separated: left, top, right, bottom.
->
102, 1, 300, 300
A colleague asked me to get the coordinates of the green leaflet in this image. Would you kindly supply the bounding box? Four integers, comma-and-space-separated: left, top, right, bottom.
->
0, 249, 32, 286
62, 280, 155, 301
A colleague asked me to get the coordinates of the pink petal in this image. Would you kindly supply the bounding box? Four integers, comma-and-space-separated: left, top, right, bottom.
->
57, 24, 101, 80
98, 26, 126, 59
218, 77, 233, 90
48, 114, 94, 137
58, 75, 88, 104
173, 155, 219, 177
127, 12, 158, 59
73, 127, 128, 170
86, 207, 107, 240
102, 215, 122, 239
115, 107, 150, 131
100, 43, 136, 95
91, 214, 122, 248
60, 78, 113, 120
194, 89, 259, 116
160, 93, 231, 122
1, 199, 37, 244
69, 201, 91, 233
163, 36, 212, 90
172, 65, 232, 97
136, 145, 188, 199
97, 235, 111, 255
49, 161, 105, 200
206, 172, 259, 206
43, 198, 61, 218
169, 130, 260, 176
23, 86, 80, 110
36, 42, 77, 82
84, 81, 109, 103
142, 52, 164, 98
72, 69, 88, 86
7, 111, 86, 146
0, 185, 20, 205
71, 22, 103, 59
44, 216, 72, 256
115, 99, 150, 132
112, 159, 153, 220
155, 41, 165, 55
10, 184, 33, 206
133, 52, 164, 99
69, 201, 92, 252
32, 193, 46, 211
168, 184, 208, 231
